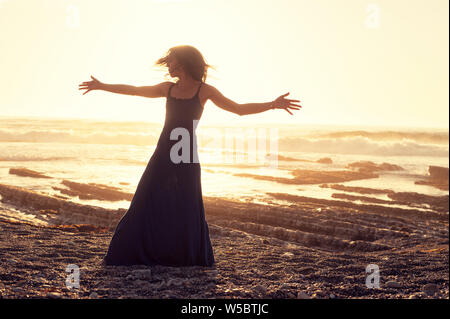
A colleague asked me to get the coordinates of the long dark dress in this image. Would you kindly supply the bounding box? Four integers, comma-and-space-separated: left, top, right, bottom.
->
103, 81, 215, 267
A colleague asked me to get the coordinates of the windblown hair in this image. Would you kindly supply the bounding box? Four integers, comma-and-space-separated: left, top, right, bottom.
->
155, 45, 215, 82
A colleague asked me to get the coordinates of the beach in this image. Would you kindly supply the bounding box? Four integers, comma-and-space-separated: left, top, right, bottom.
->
0, 181, 448, 299
0, 118, 448, 299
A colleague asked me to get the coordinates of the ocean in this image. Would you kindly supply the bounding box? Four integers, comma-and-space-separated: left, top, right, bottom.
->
0, 117, 448, 216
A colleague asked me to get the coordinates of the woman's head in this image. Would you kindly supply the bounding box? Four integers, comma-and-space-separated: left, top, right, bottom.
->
155, 45, 214, 82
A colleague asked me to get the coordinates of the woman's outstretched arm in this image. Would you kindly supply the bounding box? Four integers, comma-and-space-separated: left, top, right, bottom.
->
78, 76, 170, 98
208, 85, 302, 116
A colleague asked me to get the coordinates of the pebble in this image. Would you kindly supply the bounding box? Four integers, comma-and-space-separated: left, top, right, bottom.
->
133, 280, 148, 286
34, 277, 47, 284
281, 252, 294, 259
151, 281, 166, 289
167, 279, 183, 287
89, 292, 99, 299
47, 292, 62, 299
423, 284, 438, 296
253, 284, 267, 295
131, 269, 152, 280
204, 282, 216, 290
280, 283, 290, 290
297, 291, 310, 299
330, 293, 336, 299
385, 281, 401, 288
206, 269, 219, 276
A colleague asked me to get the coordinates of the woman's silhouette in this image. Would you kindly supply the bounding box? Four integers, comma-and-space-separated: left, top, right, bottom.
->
78, 45, 301, 267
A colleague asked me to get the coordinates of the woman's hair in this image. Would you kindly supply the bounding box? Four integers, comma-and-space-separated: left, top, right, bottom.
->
155, 45, 215, 82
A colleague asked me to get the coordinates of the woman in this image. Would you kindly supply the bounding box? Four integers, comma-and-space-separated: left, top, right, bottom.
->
78, 45, 301, 267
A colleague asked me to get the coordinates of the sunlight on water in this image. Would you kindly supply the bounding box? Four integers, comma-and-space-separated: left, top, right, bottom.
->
0, 118, 448, 215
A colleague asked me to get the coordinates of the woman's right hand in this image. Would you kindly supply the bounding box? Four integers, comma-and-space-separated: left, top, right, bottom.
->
78, 76, 103, 95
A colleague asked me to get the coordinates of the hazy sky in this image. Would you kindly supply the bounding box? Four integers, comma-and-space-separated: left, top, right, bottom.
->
0, 0, 448, 128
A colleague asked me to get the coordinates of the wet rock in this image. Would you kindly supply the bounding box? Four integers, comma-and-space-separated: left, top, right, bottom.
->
89, 292, 99, 299
131, 269, 152, 280
205, 269, 219, 276
47, 292, 62, 299
281, 252, 294, 259
9, 168, 52, 179
429, 166, 449, 182
387, 192, 449, 212
252, 284, 267, 295
346, 161, 403, 174
385, 281, 401, 288
234, 167, 379, 185
297, 291, 310, 299
292, 168, 379, 184
0, 183, 126, 228
12, 287, 24, 293
280, 283, 290, 290
34, 276, 47, 284
286, 292, 296, 298
49, 224, 109, 233
59, 180, 133, 201
415, 166, 449, 191
133, 280, 148, 286
167, 279, 183, 287
150, 281, 166, 290
423, 284, 438, 296
317, 158, 332, 164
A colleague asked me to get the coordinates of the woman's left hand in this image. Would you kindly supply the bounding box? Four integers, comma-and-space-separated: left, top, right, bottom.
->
271, 92, 302, 115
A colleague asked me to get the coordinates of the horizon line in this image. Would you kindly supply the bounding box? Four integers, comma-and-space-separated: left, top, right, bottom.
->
0, 114, 449, 131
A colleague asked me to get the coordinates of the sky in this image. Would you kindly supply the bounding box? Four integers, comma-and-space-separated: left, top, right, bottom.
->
0, 0, 448, 129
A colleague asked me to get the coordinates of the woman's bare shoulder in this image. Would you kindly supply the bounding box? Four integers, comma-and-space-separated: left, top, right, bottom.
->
201, 82, 218, 100
160, 81, 175, 96
162, 81, 175, 87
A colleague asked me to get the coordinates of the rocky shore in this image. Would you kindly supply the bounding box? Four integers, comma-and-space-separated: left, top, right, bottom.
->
0, 181, 448, 299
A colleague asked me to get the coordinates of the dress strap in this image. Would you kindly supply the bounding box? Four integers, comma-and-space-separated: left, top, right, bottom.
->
167, 81, 202, 99
194, 82, 202, 97
167, 82, 175, 98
